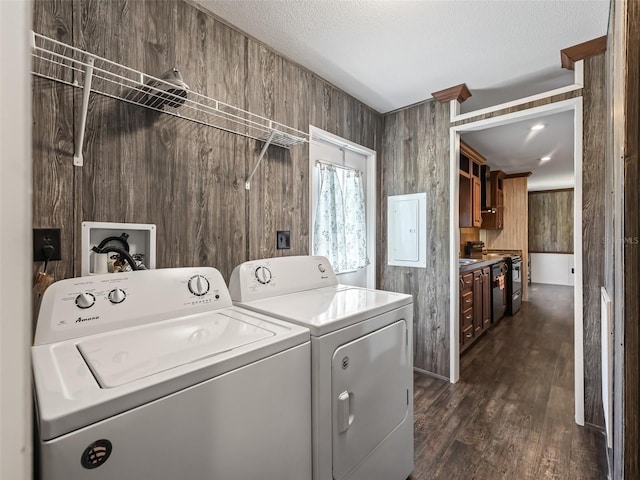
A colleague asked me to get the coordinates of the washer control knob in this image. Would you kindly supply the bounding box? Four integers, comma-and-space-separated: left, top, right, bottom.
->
188, 275, 210, 296
75, 292, 96, 309
255, 266, 272, 284
108, 288, 126, 304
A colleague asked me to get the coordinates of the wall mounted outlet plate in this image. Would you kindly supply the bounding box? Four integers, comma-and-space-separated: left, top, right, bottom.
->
277, 230, 290, 249
33, 228, 62, 261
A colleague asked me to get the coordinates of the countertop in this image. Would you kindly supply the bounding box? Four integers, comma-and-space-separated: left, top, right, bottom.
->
459, 254, 507, 274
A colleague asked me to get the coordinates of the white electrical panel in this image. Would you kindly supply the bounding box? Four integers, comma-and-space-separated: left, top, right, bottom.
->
387, 193, 426, 268
81, 222, 156, 276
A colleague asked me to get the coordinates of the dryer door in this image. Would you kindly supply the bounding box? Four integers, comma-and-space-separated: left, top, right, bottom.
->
331, 319, 410, 480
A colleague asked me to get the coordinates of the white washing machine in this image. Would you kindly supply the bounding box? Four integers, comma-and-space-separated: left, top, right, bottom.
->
32, 267, 311, 480
229, 255, 414, 480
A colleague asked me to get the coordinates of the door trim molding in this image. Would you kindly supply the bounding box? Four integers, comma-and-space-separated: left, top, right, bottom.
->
448, 96, 585, 426
308, 126, 377, 289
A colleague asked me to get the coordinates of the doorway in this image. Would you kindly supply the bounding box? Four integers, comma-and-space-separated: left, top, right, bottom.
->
448, 97, 585, 425
308, 126, 376, 288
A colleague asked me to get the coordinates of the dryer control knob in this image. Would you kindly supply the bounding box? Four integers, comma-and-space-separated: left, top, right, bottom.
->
188, 275, 210, 296
75, 292, 96, 309
108, 288, 126, 304
255, 266, 272, 284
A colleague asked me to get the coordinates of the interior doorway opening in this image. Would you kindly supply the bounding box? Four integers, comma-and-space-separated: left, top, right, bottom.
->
449, 97, 585, 426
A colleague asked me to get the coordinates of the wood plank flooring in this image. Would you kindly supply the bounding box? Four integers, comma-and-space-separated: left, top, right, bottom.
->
410, 283, 607, 480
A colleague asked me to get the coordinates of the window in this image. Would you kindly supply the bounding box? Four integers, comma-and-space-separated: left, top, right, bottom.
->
312, 162, 368, 273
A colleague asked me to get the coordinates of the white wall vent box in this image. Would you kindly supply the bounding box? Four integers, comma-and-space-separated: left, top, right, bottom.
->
387, 193, 427, 268
81, 221, 156, 276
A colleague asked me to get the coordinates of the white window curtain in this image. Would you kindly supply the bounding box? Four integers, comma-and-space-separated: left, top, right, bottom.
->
313, 163, 368, 273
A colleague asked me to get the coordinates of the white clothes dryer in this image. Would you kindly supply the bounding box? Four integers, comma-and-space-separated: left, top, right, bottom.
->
32, 267, 311, 480
229, 256, 414, 480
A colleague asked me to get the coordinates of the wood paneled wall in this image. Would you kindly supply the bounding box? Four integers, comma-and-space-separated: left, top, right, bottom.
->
481, 177, 529, 301
32, 1, 75, 285
623, 0, 640, 473
582, 54, 606, 429
611, 0, 640, 475
32, 0, 382, 286
380, 100, 451, 378
528, 189, 574, 253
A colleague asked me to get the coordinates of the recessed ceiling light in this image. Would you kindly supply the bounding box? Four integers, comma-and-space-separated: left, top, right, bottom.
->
541, 156, 552, 162
531, 124, 545, 131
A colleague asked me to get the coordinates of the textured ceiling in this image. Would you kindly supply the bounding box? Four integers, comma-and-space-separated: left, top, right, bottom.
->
196, 0, 609, 114
462, 110, 575, 191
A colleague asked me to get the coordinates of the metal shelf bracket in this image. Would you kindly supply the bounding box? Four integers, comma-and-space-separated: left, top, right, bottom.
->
73, 56, 95, 167
245, 130, 276, 190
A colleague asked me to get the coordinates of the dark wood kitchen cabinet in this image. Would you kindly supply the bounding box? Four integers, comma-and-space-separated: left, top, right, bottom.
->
481, 170, 505, 229
459, 142, 484, 228
473, 270, 483, 335
481, 267, 491, 329
460, 272, 474, 349
460, 265, 492, 353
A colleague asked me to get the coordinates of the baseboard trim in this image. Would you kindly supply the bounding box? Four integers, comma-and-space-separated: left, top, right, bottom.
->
413, 367, 449, 382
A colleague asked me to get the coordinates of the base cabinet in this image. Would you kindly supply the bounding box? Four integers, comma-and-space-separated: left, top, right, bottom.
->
460, 266, 492, 353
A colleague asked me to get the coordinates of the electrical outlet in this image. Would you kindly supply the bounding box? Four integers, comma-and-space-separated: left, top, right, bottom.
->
33, 228, 62, 262
277, 230, 290, 250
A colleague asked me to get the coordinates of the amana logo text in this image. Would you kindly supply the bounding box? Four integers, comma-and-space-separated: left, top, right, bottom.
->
76, 316, 99, 323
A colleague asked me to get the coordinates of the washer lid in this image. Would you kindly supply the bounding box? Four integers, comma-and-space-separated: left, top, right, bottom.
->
236, 285, 412, 336
77, 312, 274, 388
32, 306, 310, 441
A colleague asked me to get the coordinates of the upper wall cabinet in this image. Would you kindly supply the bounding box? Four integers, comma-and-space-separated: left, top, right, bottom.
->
459, 142, 484, 228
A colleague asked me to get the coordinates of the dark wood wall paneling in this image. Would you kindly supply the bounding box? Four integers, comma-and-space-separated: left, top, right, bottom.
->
528, 189, 574, 253
623, 0, 640, 475
380, 100, 451, 377
32, 0, 382, 286
32, 0, 75, 285
582, 54, 606, 429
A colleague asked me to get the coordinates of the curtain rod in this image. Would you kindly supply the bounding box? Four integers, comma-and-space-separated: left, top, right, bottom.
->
315, 159, 362, 175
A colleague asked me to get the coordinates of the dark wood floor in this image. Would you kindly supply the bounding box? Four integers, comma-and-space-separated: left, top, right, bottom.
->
411, 283, 607, 480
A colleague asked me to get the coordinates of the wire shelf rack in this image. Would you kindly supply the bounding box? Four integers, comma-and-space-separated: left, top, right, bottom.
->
31, 31, 309, 184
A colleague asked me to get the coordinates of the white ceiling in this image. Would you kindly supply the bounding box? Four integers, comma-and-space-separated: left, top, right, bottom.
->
194, 0, 609, 190
462, 110, 575, 191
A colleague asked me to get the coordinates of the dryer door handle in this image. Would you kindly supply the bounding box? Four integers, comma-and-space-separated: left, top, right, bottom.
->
337, 391, 355, 433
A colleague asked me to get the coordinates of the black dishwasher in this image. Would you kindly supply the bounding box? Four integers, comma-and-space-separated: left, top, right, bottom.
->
491, 261, 507, 323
